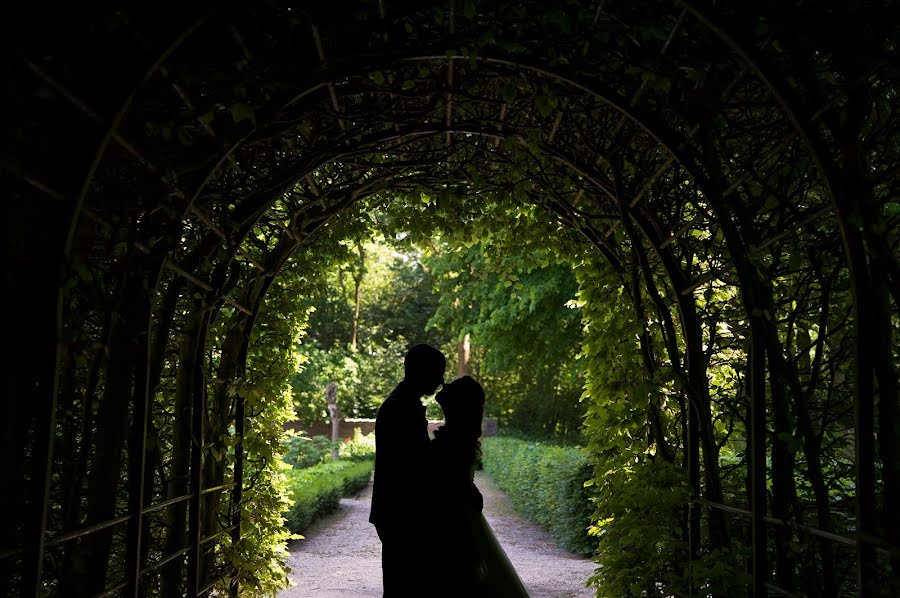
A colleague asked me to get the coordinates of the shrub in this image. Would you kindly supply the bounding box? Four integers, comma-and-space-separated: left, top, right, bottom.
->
340, 428, 376, 461
481, 436, 595, 556
283, 459, 374, 533
587, 458, 691, 597
283, 433, 335, 469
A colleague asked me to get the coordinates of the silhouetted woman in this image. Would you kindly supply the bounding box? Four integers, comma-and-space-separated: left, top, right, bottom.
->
430, 376, 529, 597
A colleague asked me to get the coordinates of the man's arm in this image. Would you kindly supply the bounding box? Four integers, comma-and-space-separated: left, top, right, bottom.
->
376, 401, 429, 521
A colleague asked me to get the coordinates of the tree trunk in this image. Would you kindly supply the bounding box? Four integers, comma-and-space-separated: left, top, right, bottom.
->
457, 333, 471, 377
350, 242, 365, 351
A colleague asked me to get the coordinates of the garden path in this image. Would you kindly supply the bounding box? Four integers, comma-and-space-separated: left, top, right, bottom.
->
280, 471, 596, 597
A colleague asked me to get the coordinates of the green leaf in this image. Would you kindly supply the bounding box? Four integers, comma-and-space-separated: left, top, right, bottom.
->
229, 102, 256, 125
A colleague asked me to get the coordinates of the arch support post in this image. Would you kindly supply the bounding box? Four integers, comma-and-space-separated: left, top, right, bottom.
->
749, 319, 768, 598
18, 267, 59, 597
9, 200, 68, 597
228, 390, 245, 598
853, 286, 877, 597
187, 313, 211, 597
124, 266, 154, 597
687, 394, 701, 564
225, 305, 264, 598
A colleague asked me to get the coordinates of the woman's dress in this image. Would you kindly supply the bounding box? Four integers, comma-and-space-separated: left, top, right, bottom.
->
474, 513, 530, 597
430, 428, 530, 597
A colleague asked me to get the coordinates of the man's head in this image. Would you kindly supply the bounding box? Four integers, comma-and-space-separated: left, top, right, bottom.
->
403, 344, 446, 396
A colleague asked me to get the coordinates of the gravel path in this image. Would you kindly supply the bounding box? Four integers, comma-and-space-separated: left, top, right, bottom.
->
280, 471, 597, 597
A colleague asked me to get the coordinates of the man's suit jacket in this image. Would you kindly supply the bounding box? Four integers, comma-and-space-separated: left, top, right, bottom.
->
369, 381, 430, 533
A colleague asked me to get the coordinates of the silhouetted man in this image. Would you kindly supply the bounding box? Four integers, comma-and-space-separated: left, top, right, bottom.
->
370, 344, 446, 597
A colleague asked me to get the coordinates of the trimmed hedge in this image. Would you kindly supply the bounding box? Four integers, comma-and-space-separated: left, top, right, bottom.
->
284, 459, 374, 533
482, 436, 595, 556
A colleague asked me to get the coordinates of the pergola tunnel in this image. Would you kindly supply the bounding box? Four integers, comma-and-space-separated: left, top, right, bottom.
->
3, 2, 899, 597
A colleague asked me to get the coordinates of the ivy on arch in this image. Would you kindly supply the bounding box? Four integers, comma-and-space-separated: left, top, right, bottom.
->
4, 1, 898, 596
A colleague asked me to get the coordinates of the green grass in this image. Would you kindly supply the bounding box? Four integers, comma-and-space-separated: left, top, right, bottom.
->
284, 459, 374, 533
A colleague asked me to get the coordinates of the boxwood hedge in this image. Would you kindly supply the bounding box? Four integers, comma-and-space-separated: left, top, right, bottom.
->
482, 436, 595, 556
284, 459, 374, 533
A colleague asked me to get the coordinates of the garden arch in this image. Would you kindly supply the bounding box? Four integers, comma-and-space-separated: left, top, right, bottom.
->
4, 2, 898, 596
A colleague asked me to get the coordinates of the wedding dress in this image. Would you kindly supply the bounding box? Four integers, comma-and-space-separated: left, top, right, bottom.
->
431, 427, 530, 597
473, 512, 530, 597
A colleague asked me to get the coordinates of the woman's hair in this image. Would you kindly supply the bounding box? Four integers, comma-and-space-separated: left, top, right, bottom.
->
437, 376, 485, 464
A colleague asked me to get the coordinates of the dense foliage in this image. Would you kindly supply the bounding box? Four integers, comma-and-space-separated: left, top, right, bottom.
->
282, 429, 377, 468
425, 240, 586, 441
283, 433, 336, 470
220, 258, 315, 594
294, 204, 587, 442
14, 2, 898, 597
481, 436, 594, 556
339, 428, 377, 462
281, 429, 376, 548
282, 180, 884, 595
291, 237, 451, 422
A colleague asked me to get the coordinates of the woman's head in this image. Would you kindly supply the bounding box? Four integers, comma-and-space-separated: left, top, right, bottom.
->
436, 375, 485, 438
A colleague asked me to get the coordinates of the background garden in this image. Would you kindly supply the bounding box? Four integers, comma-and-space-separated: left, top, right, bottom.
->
249, 181, 871, 597
273, 200, 593, 553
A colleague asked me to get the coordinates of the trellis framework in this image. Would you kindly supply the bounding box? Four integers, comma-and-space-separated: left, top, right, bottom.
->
3, 1, 899, 596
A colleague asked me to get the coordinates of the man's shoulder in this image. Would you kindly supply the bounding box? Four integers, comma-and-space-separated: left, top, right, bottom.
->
377, 400, 411, 422
380, 384, 415, 408
377, 391, 400, 413
375, 389, 405, 423
375, 387, 425, 431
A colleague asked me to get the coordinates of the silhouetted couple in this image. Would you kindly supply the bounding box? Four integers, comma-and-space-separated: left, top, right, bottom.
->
369, 344, 529, 597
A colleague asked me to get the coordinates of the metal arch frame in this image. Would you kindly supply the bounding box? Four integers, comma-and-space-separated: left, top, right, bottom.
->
9, 2, 895, 596
170, 122, 880, 597
672, 4, 892, 594
19, 12, 216, 597
13, 128, 889, 598
12, 79, 866, 598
